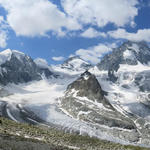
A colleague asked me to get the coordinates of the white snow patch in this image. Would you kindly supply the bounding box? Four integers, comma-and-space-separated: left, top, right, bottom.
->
89, 66, 107, 76
6, 106, 18, 122
129, 44, 139, 53
83, 74, 89, 80
118, 62, 150, 73
1, 79, 69, 104
12, 50, 26, 60
77, 110, 91, 119
0, 49, 12, 65
67, 145, 80, 150
123, 50, 135, 60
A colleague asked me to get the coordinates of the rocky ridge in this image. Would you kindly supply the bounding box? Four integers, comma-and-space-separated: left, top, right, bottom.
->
0, 49, 54, 85
60, 71, 140, 143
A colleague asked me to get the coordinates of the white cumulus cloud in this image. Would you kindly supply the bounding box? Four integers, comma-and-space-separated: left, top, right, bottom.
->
75, 43, 114, 64
108, 28, 150, 42
34, 58, 48, 68
80, 27, 107, 38
52, 56, 65, 61
0, 0, 81, 37
61, 0, 138, 27
0, 31, 8, 48
0, 0, 139, 38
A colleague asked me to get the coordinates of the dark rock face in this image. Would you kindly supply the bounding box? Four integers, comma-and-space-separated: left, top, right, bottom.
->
0, 53, 41, 85
38, 68, 53, 78
135, 71, 150, 92
67, 71, 105, 102
97, 41, 150, 82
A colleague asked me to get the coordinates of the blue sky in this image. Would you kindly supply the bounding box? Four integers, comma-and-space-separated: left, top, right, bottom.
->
0, 0, 150, 64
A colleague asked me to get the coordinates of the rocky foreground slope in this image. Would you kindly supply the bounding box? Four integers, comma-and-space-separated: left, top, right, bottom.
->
0, 117, 149, 150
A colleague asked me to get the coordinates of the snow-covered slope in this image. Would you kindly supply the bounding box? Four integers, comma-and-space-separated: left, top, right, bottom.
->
34, 58, 54, 78
95, 41, 150, 116
0, 49, 12, 65
0, 49, 29, 65
0, 49, 42, 85
0, 49, 55, 85
87, 41, 150, 145
98, 41, 150, 72
52, 56, 92, 75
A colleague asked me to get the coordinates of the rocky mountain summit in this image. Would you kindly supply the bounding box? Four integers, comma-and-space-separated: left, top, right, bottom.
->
60, 71, 140, 143
62, 56, 92, 71
98, 41, 150, 72
0, 49, 53, 85
52, 56, 92, 75
96, 42, 150, 92
0, 49, 41, 85
66, 71, 106, 103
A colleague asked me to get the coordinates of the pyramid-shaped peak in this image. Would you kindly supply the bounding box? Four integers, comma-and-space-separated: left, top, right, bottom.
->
80, 70, 92, 80
67, 71, 105, 102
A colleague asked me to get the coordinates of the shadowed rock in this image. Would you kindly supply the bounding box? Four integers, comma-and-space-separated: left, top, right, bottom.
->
67, 70, 106, 102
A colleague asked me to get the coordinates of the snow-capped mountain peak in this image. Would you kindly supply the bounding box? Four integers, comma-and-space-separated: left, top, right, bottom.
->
12, 50, 27, 61
52, 56, 92, 75
97, 41, 150, 73
62, 56, 92, 70
0, 49, 12, 65
0, 49, 29, 65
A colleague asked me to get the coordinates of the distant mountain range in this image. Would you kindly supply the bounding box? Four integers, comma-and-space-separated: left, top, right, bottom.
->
0, 41, 150, 147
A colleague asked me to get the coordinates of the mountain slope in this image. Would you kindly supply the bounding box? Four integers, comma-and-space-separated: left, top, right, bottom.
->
98, 41, 150, 73
0, 49, 41, 85
52, 56, 92, 75
1, 42, 150, 148
0, 117, 148, 150
0, 49, 54, 85
60, 71, 140, 143
88, 41, 150, 145
34, 58, 54, 78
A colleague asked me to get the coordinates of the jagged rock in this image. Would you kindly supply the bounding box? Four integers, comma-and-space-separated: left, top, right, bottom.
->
67, 70, 106, 103
0, 51, 41, 85
97, 41, 150, 82
98, 41, 150, 72
39, 68, 53, 78
0, 49, 55, 85
61, 71, 136, 131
